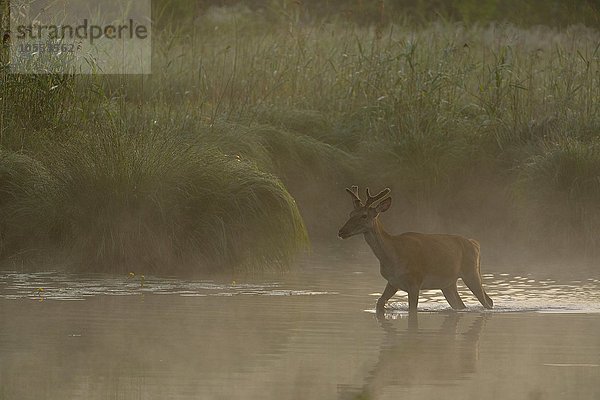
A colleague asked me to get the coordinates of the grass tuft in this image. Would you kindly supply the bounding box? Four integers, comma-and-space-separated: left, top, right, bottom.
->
515, 139, 600, 253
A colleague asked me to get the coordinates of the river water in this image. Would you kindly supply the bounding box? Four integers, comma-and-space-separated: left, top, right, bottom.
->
1, 247, 599, 400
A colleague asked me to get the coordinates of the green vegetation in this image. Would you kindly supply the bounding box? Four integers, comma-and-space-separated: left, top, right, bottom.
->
1, 1, 599, 272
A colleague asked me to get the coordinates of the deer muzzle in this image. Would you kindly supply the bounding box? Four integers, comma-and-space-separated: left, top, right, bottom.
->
338, 229, 350, 239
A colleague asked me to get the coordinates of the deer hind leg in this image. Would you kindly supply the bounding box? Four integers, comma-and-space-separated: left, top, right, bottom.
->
441, 283, 467, 310
462, 240, 493, 309
462, 272, 493, 309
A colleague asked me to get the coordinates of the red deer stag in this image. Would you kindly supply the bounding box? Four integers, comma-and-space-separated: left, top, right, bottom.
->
338, 186, 493, 313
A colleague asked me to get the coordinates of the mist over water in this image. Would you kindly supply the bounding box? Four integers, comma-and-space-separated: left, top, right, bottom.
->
1, 248, 599, 400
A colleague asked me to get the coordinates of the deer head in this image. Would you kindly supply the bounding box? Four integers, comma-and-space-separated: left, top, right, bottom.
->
338, 186, 392, 239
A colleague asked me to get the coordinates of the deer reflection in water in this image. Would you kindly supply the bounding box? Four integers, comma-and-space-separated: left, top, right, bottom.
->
339, 312, 491, 400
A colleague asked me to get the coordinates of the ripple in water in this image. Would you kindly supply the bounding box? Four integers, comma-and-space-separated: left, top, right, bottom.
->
0, 272, 334, 301
371, 273, 600, 314
1, 271, 599, 313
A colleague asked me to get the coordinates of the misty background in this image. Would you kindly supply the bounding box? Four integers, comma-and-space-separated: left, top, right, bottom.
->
0, 0, 599, 274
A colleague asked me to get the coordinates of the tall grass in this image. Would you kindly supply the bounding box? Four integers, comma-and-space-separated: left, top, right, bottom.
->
515, 139, 600, 255
148, 13, 600, 257
1, 111, 308, 273
56, 133, 306, 273
0, 149, 56, 258
1, 3, 599, 270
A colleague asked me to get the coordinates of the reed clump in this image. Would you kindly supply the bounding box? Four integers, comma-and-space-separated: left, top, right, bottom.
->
1, 110, 308, 273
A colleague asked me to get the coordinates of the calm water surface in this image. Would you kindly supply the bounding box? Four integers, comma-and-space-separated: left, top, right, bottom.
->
1, 248, 599, 400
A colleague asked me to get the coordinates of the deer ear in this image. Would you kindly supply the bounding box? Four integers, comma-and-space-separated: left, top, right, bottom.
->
375, 197, 392, 213
345, 187, 362, 209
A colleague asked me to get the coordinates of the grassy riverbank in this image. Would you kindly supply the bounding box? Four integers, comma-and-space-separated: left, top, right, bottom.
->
1, 2, 599, 272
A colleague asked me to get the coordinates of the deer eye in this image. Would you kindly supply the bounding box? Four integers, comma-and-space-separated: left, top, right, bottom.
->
361, 215, 367, 219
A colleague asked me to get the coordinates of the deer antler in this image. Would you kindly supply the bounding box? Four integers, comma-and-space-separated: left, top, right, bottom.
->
365, 187, 391, 208
345, 185, 363, 209
346, 186, 390, 209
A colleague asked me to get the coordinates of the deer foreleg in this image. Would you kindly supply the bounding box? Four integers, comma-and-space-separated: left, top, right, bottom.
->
376, 283, 398, 315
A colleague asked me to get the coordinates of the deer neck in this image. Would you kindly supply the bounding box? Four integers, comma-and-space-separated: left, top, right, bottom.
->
364, 218, 394, 265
